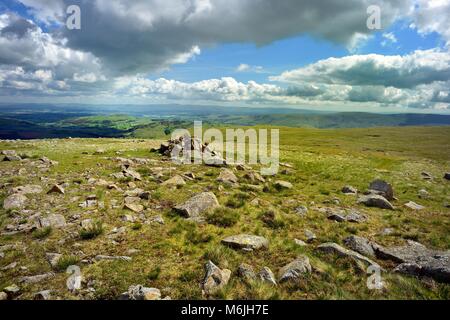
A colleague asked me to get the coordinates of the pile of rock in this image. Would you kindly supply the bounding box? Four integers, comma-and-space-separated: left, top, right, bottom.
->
153, 136, 226, 166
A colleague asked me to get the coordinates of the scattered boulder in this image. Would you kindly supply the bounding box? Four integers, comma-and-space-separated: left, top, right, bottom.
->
162, 175, 186, 187
38, 214, 66, 229
418, 189, 430, 199
304, 230, 317, 243
47, 184, 65, 195
202, 261, 231, 295
237, 263, 256, 281
274, 180, 293, 190
373, 240, 450, 283
3, 284, 20, 297
3, 155, 22, 161
368, 179, 394, 201
345, 210, 367, 223
3, 193, 27, 210
342, 185, 357, 194
294, 239, 307, 246
124, 203, 144, 213
19, 272, 55, 284
278, 256, 312, 283
46, 253, 62, 269
123, 169, 142, 181
404, 201, 425, 210
120, 285, 161, 300
358, 194, 394, 210
444, 173, 450, 180
421, 172, 433, 180
174, 192, 219, 221
34, 290, 52, 300
317, 243, 379, 269
343, 236, 375, 258
95, 255, 132, 262
217, 168, 238, 185
258, 267, 277, 285
11, 185, 43, 195
294, 206, 308, 216
221, 234, 269, 251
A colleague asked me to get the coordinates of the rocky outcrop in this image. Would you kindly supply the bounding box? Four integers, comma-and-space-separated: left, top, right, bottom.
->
373, 240, 450, 283
317, 242, 379, 269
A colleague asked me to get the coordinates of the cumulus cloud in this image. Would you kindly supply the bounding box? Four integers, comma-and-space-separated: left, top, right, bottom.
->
14, 0, 411, 75
411, 0, 450, 45
0, 12, 104, 80
271, 49, 450, 89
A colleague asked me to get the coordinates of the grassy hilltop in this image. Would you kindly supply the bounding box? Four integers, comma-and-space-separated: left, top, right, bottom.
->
0, 126, 449, 300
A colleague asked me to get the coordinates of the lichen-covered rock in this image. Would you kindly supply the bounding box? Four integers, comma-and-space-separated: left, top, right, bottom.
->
343, 236, 375, 258
278, 256, 312, 283
358, 194, 394, 210
162, 175, 186, 186
217, 168, 238, 184
3, 193, 27, 210
221, 234, 269, 251
202, 261, 231, 295
274, 180, 293, 190
174, 192, 219, 220
368, 179, 394, 200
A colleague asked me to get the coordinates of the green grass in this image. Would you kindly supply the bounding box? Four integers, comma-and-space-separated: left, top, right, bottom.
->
0, 126, 449, 300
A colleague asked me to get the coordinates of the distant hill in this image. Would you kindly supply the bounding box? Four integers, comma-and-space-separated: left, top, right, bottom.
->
1, 103, 449, 139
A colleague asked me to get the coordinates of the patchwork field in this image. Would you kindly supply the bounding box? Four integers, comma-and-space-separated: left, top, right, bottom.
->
0, 126, 449, 300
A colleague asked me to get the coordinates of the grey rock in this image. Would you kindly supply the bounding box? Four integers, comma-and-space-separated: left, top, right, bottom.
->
274, 180, 293, 190
3, 284, 20, 296
11, 185, 43, 195
20, 272, 55, 284
342, 185, 358, 194
304, 229, 317, 243
421, 171, 433, 180
404, 201, 425, 210
258, 267, 277, 285
221, 234, 269, 251
343, 236, 376, 258
373, 240, 450, 283
3, 155, 22, 161
358, 194, 394, 210
202, 261, 231, 295
278, 256, 312, 283
120, 285, 161, 300
418, 189, 430, 199
345, 210, 367, 223
317, 242, 379, 269
368, 179, 394, 200
237, 263, 256, 281
217, 168, 238, 184
34, 290, 52, 300
124, 203, 144, 213
294, 239, 307, 246
46, 253, 62, 269
294, 206, 308, 216
47, 184, 65, 194
444, 173, 450, 180
3, 193, 27, 210
0, 292, 7, 300
162, 175, 186, 186
95, 255, 132, 262
174, 192, 219, 220
327, 212, 346, 222
38, 214, 66, 229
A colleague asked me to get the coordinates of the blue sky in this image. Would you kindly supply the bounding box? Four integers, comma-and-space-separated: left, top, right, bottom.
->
1, 0, 450, 114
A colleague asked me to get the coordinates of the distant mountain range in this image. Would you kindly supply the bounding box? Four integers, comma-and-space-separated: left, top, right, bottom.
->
0, 103, 449, 139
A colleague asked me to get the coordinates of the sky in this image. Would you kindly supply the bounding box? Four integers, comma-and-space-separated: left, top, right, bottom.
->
0, 0, 450, 114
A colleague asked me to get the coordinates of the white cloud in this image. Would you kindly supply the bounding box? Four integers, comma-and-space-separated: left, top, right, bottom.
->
381, 32, 398, 46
